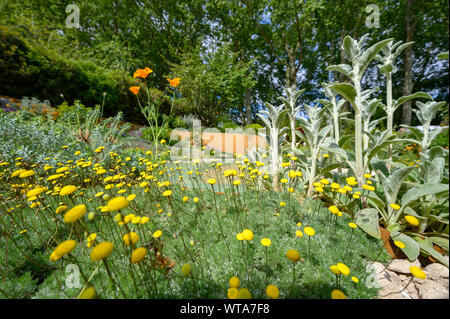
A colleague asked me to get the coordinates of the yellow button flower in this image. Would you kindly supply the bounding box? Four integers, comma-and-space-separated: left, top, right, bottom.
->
153, 230, 162, 239
260, 238, 271, 247
242, 229, 254, 241
106, 196, 129, 212
64, 204, 87, 223
410, 266, 426, 280
181, 263, 192, 276
229, 276, 240, 288
304, 226, 315, 237
331, 289, 346, 299
59, 185, 77, 196
286, 249, 300, 262
337, 263, 350, 276
122, 232, 139, 246
227, 288, 239, 299
50, 240, 77, 261
237, 288, 251, 299
405, 215, 419, 226
90, 242, 114, 261
266, 284, 280, 299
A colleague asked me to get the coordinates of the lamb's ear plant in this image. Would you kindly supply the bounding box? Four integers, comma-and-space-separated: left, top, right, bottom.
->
401, 100, 448, 153
257, 102, 288, 189
296, 104, 331, 197
375, 40, 432, 171
326, 34, 393, 186
356, 99, 449, 266
316, 82, 350, 166
361, 97, 382, 150
278, 86, 305, 152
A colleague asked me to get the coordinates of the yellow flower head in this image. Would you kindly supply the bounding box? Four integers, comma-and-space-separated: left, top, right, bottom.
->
337, 263, 350, 276
229, 276, 240, 288
286, 249, 300, 262
227, 288, 239, 299
64, 204, 87, 223
237, 288, 251, 299
122, 232, 139, 246
260, 238, 271, 247
90, 242, 114, 261
242, 229, 254, 241
266, 284, 280, 299
78, 286, 96, 299
348, 222, 357, 229
207, 178, 217, 185
331, 289, 347, 299
106, 196, 129, 212
59, 185, 77, 196
153, 230, 162, 239
162, 190, 172, 197
181, 263, 191, 276
330, 183, 340, 189
50, 240, 77, 261
394, 240, 405, 249
56, 205, 68, 214
390, 203, 401, 210
330, 265, 340, 275
295, 230, 303, 238
409, 266, 426, 280
304, 226, 315, 237
404, 215, 419, 226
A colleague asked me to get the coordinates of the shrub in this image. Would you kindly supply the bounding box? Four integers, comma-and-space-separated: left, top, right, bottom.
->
0, 26, 142, 124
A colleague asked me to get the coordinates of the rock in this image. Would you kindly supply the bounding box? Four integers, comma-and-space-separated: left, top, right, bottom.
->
387, 259, 421, 274
418, 280, 449, 299
424, 263, 449, 281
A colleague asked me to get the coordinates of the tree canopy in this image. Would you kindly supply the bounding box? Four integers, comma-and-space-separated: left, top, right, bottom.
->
0, 0, 448, 126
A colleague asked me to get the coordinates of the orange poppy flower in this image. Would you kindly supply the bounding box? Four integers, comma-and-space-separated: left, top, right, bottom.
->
133, 67, 153, 79
167, 78, 181, 87
129, 86, 140, 95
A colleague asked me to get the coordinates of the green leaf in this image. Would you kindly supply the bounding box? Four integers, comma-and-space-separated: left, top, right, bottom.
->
316, 163, 341, 178
437, 52, 449, 60
393, 92, 432, 111
355, 208, 381, 239
326, 64, 353, 79
342, 36, 356, 62
402, 183, 449, 207
378, 166, 415, 205
390, 232, 420, 261
357, 38, 394, 79
328, 83, 356, 106
428, 237, 449, 253
419, 242, 449, 268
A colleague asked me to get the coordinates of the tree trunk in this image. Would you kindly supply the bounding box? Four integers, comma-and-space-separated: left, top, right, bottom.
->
286, 46, 297, 90
402, 0, 416, 125
245, 89, 252, 125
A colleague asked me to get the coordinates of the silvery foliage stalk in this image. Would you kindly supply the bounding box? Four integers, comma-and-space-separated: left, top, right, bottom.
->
257, 102, 288, 189
326, 34, 393, 186
278, 86, 305, 152
316, 82, 350, 150
361, 97, 383, 150
296, 104, 331, 197
403, 101, 448, 153
375, 40, 432, 171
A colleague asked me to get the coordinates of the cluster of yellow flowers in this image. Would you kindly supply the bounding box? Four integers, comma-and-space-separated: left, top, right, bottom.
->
0, 145, 400, 300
